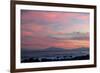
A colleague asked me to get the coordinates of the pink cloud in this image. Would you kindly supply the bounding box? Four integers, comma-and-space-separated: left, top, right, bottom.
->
21, 10, 90, 50
22, 33, 89, 49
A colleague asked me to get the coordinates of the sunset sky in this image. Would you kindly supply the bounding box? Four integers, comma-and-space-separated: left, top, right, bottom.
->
21, 10, 90, 50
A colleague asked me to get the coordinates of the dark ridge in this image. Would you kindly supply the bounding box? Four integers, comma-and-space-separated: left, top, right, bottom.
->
21, 54, 89, 63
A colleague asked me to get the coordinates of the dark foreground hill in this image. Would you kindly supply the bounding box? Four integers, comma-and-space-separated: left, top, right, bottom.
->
21, 54, 89, 63
21, 47, 89, 63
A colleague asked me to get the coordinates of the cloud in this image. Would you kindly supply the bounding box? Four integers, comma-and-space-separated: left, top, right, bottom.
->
22, 35, 89, 49
21, 10, 89, 25
49, 32, 89, 40
21, 10, 90, 50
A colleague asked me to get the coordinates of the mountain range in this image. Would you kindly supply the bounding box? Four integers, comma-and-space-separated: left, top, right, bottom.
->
22, 47, 89, 52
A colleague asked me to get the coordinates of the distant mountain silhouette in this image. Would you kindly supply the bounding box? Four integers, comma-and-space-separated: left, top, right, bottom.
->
70, 47, 89, 51
21, 47, 89, 52
44, 47, 66, 51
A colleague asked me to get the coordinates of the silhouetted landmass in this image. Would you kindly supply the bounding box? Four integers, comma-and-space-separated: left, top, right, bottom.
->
21, 47, 89, 63
21, 54, 89, 63
22, 47, 89, 52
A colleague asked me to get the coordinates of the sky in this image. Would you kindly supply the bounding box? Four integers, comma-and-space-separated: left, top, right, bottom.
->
21, 10, 90, 50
